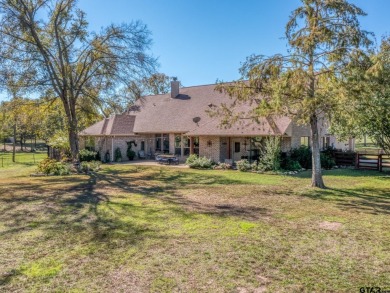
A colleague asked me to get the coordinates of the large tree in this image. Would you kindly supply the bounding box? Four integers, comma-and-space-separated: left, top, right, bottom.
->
215, 0, 372, 188
332, 36, 390, 153
0, 0, 156, 162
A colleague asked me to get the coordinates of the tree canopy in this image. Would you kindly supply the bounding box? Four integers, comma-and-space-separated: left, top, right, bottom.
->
215, 0, 372, 188
0, 0, 157, 161
332, 36, 390, 153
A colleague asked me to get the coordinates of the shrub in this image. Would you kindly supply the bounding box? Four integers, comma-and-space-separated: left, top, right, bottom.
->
185, 154, 198, 165
79, 149, 98, 162
37, 158, 71, 175
251, 161, 259, 171
214, 162, 232, 170
114, 147, 122, 162
188, 156, 213, 169
286, 159, 302, 171
236, 159, 251, 172
258, 137, 281, 171
290, 146, 312, 169
126, 141, 137, 160
320, 153, 336, 170
80, 160, 101, 173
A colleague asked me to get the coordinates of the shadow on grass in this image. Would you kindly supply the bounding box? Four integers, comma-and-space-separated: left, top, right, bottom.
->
301, 186, 390, 215
0, 168, 272, 286
293, 168, 390, 179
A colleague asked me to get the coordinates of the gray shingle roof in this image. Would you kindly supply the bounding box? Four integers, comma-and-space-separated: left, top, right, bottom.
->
80, 114, 136, 136
81, 83, 293, 137
129, 83, 292, 136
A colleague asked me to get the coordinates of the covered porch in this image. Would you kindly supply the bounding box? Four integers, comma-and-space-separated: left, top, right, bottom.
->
197, 136, 292, 164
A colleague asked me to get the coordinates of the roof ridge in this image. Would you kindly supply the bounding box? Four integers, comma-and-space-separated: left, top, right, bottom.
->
101, 118, 109, 135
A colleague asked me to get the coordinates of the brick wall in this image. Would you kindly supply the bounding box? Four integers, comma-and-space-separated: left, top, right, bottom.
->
199, 136, 220, 163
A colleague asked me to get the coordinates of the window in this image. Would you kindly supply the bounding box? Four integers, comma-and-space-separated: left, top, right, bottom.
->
174, 134, 181, 155
193, 137, 199, 155
155, 134, 170, 153
322, 137, 330, 149
300, 136, 310, 147
163, 134, 169, 153
155, 134, 161, 152
140, 141, 145, 151
234, 142, 240, 153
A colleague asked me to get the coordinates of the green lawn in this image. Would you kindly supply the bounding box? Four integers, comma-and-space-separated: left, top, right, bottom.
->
0, 164, 389, 292
0, 151, 47, 168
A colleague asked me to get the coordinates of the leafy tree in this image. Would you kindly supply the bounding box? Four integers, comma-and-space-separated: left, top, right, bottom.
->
332, 36, 390, 153
141, 73, 179, 95
0, 0, 156, 162
215, 0, 372, 188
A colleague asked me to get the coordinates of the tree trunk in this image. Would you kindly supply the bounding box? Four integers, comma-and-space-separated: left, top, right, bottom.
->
310, 114, 326, 188
61, 93, 80, 163
20, 135, 23, 151
12, 124, 16, 163
68, 123, 79, 163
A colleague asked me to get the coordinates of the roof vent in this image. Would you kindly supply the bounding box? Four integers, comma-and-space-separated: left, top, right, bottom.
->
171, 79, 180, 98
193, 117, 201, 125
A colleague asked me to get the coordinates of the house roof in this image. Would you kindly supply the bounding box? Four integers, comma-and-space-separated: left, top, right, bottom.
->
81, 83, 293, 137
80, 114, 136, 136
129, 83, 292, 136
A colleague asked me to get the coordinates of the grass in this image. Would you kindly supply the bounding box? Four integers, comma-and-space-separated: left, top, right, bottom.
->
0, 151, 47, 168
0, 164, 389, 292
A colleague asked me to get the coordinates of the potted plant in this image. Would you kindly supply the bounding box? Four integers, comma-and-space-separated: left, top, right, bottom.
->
127, 141, 137, 161
114, 147, 122, 162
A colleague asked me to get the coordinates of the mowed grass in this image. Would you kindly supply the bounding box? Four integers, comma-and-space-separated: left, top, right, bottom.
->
0, 151, 47, 168
0, 164, 389, 292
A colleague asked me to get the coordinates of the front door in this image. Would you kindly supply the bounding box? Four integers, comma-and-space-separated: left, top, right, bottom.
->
232, 140, 242, 162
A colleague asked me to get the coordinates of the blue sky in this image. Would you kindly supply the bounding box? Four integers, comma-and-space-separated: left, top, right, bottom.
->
1, 0, 389, 101
77, 0, 390, 87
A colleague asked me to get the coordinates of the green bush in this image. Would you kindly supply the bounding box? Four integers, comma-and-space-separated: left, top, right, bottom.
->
79, 149, 98, 162
114, 147, 122, 162
80, 160, 101, 173
185, 154, 199, 165
320, 153, 336, 170
214, 162, 232, 170
286, 159, 302, 171
126, 141, 136, 160
187, 156, 213, 169
236, 159, 251, 172
37, 158, 71, 175
258, 137, 281, 171
290, 146, 312, 169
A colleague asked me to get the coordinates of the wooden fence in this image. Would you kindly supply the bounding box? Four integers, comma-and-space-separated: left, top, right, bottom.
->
334, 152, 356, 166
356, 153, 390, 172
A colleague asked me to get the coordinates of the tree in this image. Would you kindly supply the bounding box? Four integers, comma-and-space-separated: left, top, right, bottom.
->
215, 0, 372, 188
0, 0, 157, 162
332, 36, 390, 153
141, 73, 178, 95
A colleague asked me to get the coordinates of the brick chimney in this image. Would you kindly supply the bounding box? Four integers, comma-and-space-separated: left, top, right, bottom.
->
171, 79, 180, 98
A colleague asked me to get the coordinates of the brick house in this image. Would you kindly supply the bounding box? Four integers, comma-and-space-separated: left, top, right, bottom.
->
80, 81, 354, 163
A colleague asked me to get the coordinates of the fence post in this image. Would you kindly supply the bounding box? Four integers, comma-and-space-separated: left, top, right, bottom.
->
356, 153, 359, 169
379, 154, 383, 172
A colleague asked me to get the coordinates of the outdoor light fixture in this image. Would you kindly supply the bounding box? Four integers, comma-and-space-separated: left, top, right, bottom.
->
207, 140, 212, 147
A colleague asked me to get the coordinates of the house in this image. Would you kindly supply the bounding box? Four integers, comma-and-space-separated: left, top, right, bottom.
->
80, 81, 354, 163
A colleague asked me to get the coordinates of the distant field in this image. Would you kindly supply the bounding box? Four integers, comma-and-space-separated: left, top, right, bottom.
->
0, 152, 47, 168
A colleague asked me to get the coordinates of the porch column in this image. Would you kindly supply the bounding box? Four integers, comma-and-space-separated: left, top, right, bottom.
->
190, 137, 194, 155
111, 137, 114, 162
181, 134, 184, 156
228, 137, 231, 159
